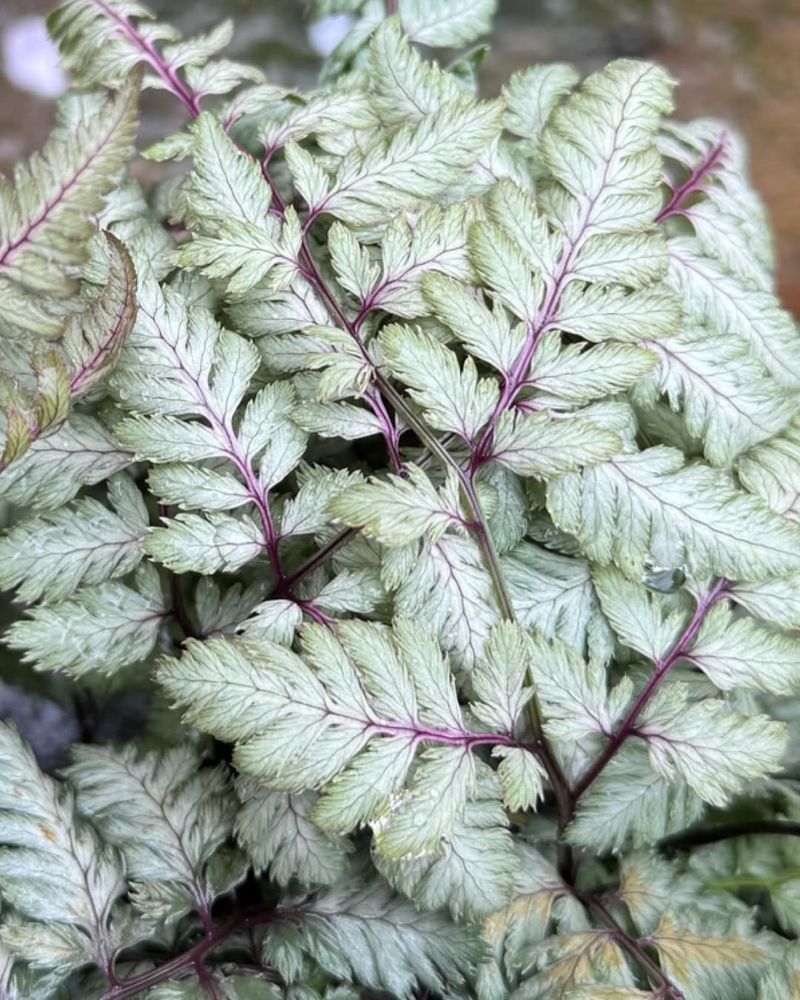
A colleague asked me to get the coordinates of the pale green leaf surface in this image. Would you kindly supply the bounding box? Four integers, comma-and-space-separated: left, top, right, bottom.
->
635, 327, 791, 466
0, 78, 138, 298
423, 271, 525, 373
67, 745, 237, 913
0, 473, 147, 603
668, 235, 800, 388
0, 414, 131, 510
393, 535, 502, 672
145, 511, 264, 574
368, 20, 461, 126
689, 602, 800, 695
593, 567, 685, 661
5, 565, 166, 676
399, 0, 496, 47
638, 683, 787, 806
375, 768, 517, 919
0, 724, 127, 973
315, 98, 503, 226
528, 334, 658, 406
567, 743, 705, 853
264, 878, 484, 998
490, 411, 622, 478
329, 465, 460, 545
381, 323, 499, 440
547, 446, 800, 580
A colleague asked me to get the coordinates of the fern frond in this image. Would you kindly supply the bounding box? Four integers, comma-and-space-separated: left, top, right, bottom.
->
0, 79, 138, 313
0, 724, 129, 977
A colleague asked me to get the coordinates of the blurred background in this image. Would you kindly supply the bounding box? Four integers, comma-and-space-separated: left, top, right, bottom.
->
2, 0, 799, 310
0, 0, 798, 762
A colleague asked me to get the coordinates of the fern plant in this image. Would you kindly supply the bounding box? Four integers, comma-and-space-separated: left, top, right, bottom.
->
1, 0, 800, 996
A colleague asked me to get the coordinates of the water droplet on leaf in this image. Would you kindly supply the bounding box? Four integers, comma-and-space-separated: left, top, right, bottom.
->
642, 563, 686, 592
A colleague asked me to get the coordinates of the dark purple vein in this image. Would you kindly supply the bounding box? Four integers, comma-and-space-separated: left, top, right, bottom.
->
569, 579, 728, 804
0, 92, 133, 272
95, 0, 201, 116
138, 301, 285, 580
655, 135, 727, 224
69, 235, 138, 396
469, 74, 646, 471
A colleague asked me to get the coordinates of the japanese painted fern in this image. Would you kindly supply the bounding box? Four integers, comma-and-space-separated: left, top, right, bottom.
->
1, 1, 799, 997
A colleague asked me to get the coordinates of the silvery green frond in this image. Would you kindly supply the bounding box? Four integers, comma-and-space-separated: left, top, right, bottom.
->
380, 323, 500, 441
0, 78, 138, 327
634, 327, 792, 467
0, 234, 136, 474
592, 566, 687, 661
510, 930, 636, 998
567, 744, 704, 853
504, 542, 612, 661
329, 465, 461, 545
49, 0, 261, 100
1, 3, 799, 995
737, 418, 800, 515
547, 446, 800, 580
503, 64, 579, 162
758, 959, 800, 1000
375, 764, 517, 919
393, 535, 502, 672
637, 683, 786, 807
0, 473, 146, 603
368, 20, 462, 126
729, 575, 800, 631
476, 843, 561, 994
526, 334, 658, 407
489, 411, 622, 478
235, 779, 352, 887
659, 120, 774, 283
145, 511, 265, 574
667, 236, 800, 390
398, 0, 496, 48
0, 414, 131, 510
528, 631, 632, 777
66, 744, 238, 919
0, 724, 128, 975
5, 563, 167, 676
263, 877, 486, 998
309, 97, 503, 227
158, 619, 541, 864
688, 602, 800, 695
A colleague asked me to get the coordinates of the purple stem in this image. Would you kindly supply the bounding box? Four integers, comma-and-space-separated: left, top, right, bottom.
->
95, 0, 202, 116
570, 580, 728, 804
468, 206, 593, 471
655, 135, 727, 224
298, 599, 335, 629
89, 5, 343, 618
270, 528, 357, 598
138, 300, 285, 581
586, 895, 685, 999
261, 168, 406, 474
99, 907, 285, 1000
